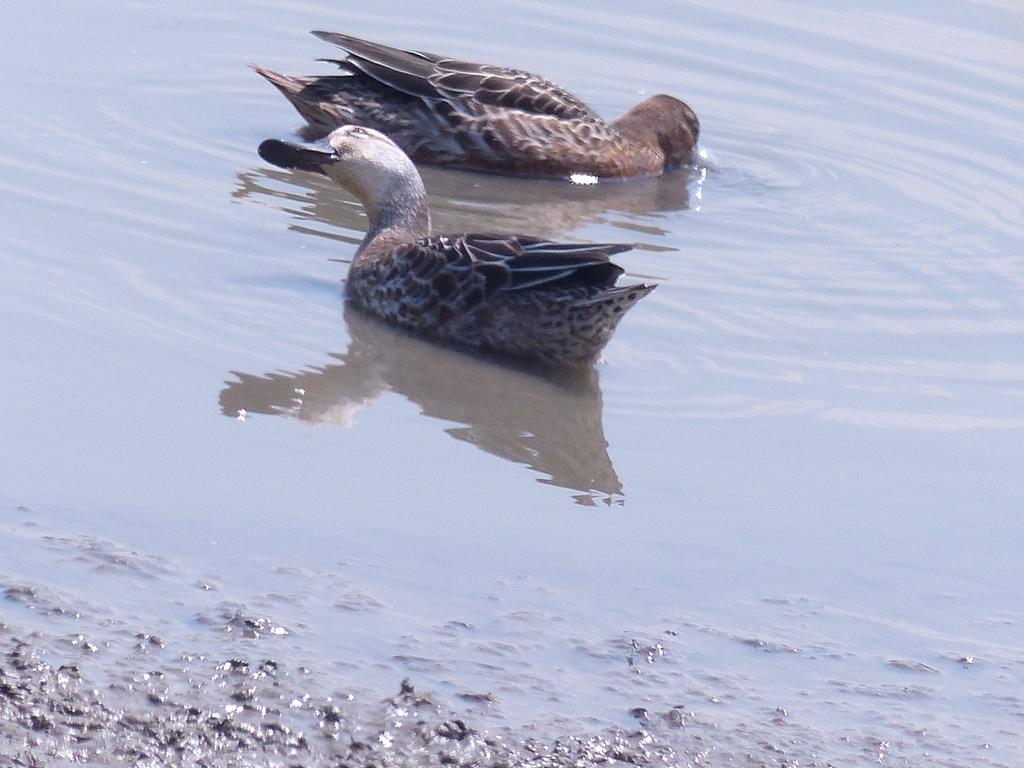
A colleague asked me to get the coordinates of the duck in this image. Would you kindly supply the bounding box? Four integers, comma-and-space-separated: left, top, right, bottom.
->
254, 31, 699, 180
258, 126, 656, 365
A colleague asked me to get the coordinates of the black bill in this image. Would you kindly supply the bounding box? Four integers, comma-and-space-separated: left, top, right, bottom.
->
257, 139, 338, 174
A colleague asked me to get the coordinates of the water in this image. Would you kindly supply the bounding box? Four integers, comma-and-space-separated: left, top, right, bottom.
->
2, 1, 1023, 765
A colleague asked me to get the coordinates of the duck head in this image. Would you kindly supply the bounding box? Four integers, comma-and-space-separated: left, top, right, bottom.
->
259, 126, 430, 238
612, 94, 700, 172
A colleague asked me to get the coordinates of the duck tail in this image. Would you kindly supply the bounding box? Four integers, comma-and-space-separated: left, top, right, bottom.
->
251, 65, 343, 137
251, 64, 309, 97
557, 283, 655, 363
577, 283, 657, 312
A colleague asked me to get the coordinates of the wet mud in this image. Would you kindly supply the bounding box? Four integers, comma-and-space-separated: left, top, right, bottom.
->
0, 623, 686, 767
2, 507, 1021, 767
3, 577, 1013, 768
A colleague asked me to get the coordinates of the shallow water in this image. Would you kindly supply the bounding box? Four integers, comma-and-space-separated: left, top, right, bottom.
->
2, 1, 1023, 765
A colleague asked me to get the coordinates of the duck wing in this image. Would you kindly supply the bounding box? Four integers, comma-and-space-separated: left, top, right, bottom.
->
375, 235, 630, 320
426, 233, 629, 293
312, 31, 603, 122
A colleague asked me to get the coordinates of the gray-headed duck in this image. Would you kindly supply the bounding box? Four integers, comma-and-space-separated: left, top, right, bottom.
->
258, 126, 656, 364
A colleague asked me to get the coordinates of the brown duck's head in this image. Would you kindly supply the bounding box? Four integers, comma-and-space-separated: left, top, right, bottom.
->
614, 94, 700, 170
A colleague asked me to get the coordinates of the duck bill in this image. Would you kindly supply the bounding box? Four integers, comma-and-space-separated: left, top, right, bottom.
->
258, 139, 338, 175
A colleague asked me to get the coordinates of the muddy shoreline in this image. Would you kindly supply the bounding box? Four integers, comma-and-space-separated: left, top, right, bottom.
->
2, 509, 1014, 768
0, 623, 691, 767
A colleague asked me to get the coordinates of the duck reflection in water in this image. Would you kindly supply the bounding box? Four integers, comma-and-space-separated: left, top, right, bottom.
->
220, 305, 624, 506
233, 159, 691, 243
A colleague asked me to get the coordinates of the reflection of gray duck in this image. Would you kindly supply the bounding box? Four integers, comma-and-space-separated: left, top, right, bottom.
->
255, 31, 699, 179
258, 126, 655, 365
219, 305, 623, 501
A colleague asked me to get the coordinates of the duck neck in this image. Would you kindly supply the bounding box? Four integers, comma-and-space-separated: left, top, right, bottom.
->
355, 175, 432, 259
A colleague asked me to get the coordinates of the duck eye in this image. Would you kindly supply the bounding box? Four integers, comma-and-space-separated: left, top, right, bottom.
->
350, 126, 366, 136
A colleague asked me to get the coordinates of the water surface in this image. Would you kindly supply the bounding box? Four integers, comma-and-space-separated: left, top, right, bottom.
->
2, 1, 1023, 765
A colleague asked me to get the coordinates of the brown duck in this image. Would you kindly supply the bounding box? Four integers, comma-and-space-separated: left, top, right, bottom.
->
258, 126, 656, 365
254, 32, 699, 179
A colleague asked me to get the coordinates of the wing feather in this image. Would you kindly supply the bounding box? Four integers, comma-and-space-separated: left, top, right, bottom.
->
312, 31, 440, 98
415, 234, 630, 296
311, 32, 604, 123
